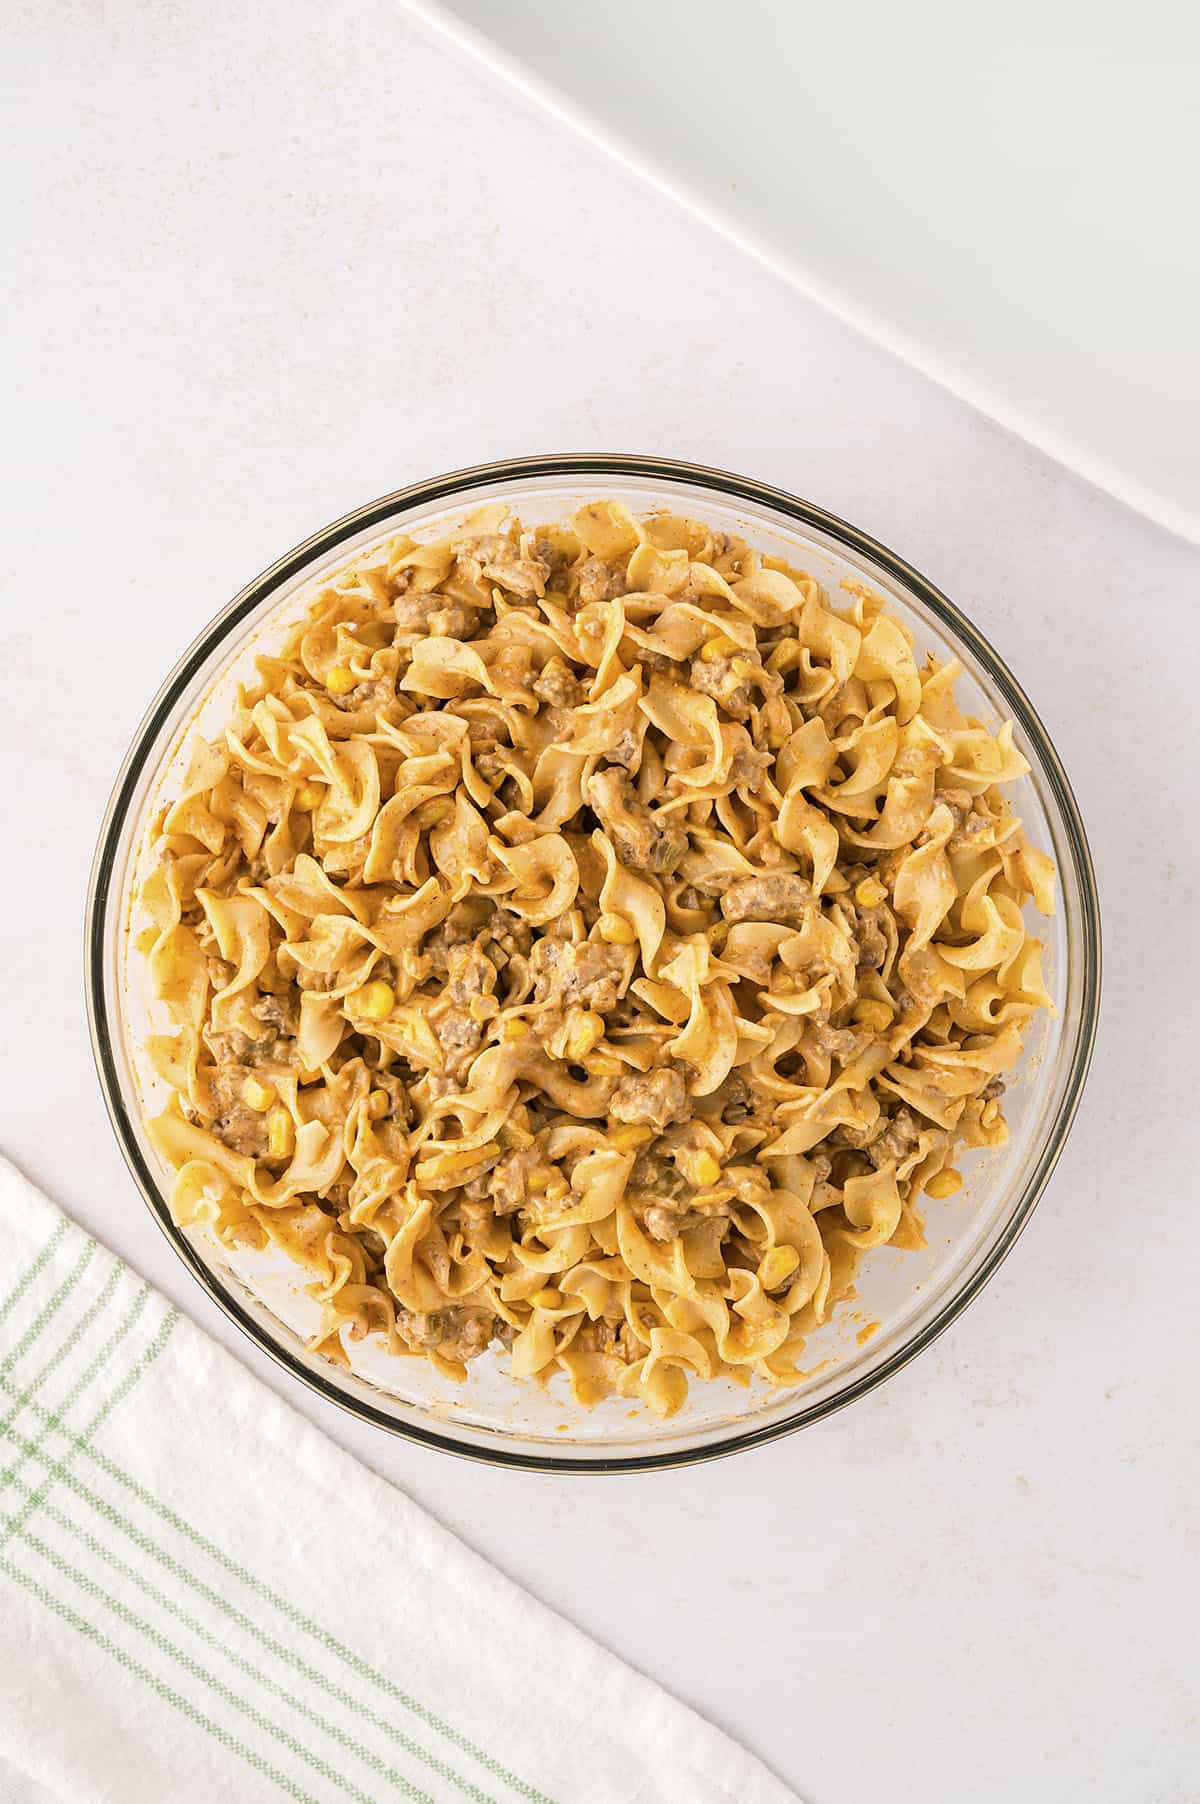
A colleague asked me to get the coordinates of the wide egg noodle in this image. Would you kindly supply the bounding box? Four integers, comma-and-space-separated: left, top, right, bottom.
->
140, 502, 1055, 1415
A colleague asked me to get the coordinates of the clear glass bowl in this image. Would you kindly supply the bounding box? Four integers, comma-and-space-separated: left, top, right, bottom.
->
86, 455, 1101, 1472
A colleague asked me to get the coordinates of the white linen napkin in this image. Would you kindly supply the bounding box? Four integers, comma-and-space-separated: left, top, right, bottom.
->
0, 1157, 798, 1804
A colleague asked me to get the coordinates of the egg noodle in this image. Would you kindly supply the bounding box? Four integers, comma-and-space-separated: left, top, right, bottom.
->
141, 501, 1055, 1416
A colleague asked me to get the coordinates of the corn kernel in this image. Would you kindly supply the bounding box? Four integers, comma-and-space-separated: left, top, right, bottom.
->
767, 637, 803, 673
699, 635, 737, 662
588, 1052, 623, 1077
532, 1287, 564, 1310
925, 1168, 963, 1199
855, 877, 888, 909
852, 1000, 894, 1032
325, 665, 357, 696
498, 1120, 535, 1150
295, 781, 324, 810
266, 1107, 294, 1159
544, 1176, 570, 1203
565, 1011, 605, 1061
348, 980, 394, 1022
469, 994, 499, 1023
611, 1123, 654, 1152
729, 657, 754, 680
367, 1089, 390, 1120
415, 797, 453, 829
500, 1017, 530, 1043
692, 1151, 722, 1187
241, 1076, 276, 1112
598, 913, 637, 945
758, 1245, 801, 1290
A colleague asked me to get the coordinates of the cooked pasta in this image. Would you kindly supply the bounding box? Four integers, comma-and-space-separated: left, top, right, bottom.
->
140, 501, 1055, 1416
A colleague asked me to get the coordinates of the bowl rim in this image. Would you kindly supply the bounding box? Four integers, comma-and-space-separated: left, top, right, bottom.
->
85, 453, 1102, 1474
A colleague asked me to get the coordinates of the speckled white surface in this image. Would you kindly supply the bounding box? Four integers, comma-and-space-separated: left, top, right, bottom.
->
1, 3, 1197, 1800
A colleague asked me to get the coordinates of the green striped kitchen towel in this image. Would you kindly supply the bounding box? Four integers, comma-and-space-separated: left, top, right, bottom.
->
0, 1156, 798, 1804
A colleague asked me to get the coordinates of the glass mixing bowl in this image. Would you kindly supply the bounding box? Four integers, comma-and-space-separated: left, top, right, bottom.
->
86, 455, 1100, 1472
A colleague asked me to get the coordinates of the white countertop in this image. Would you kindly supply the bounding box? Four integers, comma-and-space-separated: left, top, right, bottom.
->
2, 3, 1196, 1800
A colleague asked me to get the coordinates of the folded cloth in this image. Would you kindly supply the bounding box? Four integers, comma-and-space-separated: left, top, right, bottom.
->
0, 1158, 799, 1804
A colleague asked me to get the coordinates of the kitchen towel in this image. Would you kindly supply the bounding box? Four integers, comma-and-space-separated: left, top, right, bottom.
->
0, 1157, 798, 1804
